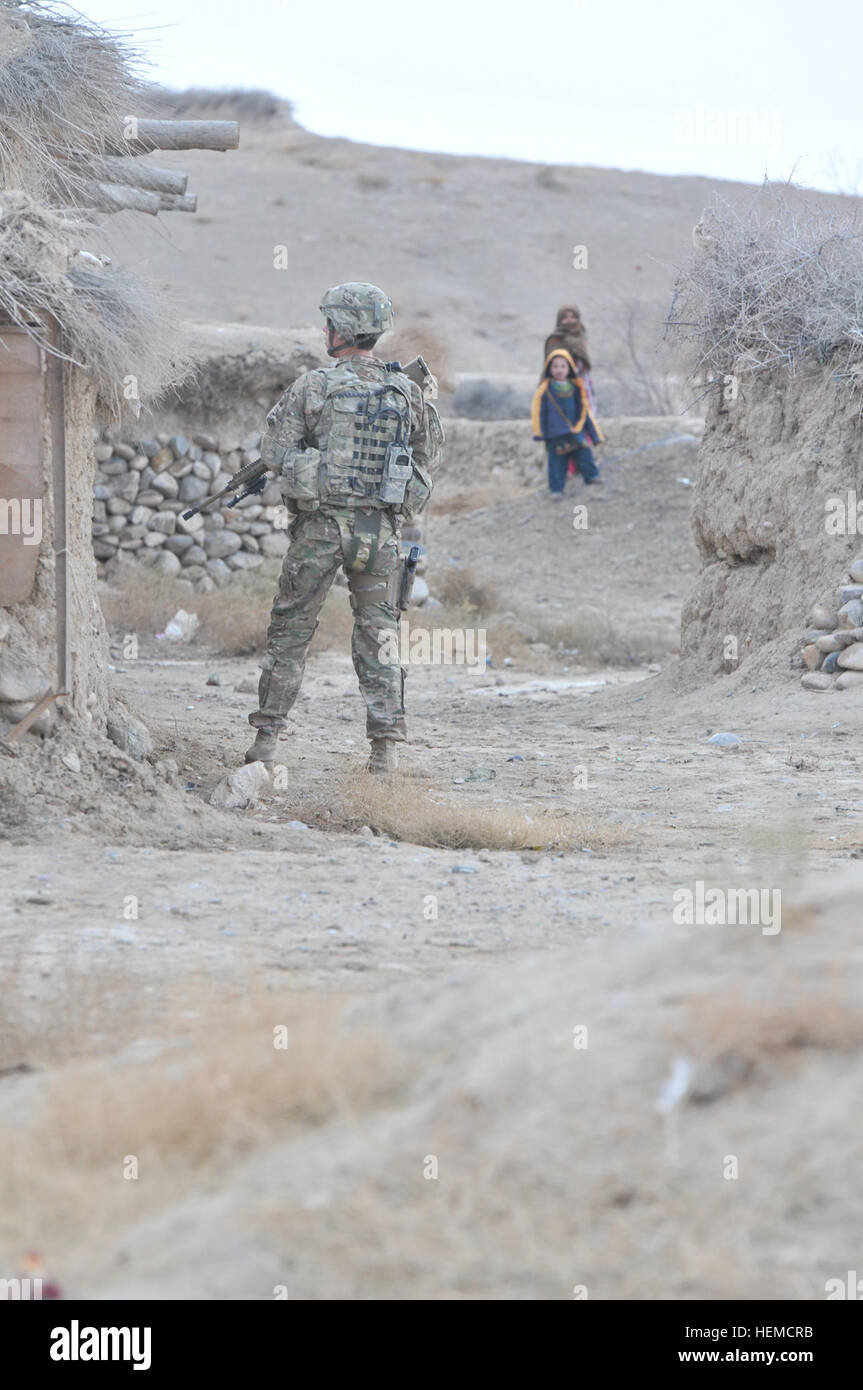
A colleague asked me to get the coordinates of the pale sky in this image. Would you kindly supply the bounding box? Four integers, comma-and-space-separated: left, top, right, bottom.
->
81, 0, 862, 193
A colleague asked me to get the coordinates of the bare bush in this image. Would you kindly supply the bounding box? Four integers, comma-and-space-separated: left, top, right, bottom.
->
667, 182, 863, 388
434, 565, 499, 615
595, 297, 679, 416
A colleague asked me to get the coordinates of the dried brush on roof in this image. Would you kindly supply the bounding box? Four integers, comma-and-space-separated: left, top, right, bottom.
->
667, 182, 863, 390
0, 191, 191, 415
0, 0, 146, 207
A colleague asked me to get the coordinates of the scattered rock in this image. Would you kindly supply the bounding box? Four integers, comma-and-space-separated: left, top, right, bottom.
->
465, 766, 496, 781
801, 672, 833, 691
707, 732, 741, 748
0, 658, 50, 706
209, 761, 271, 810
160, 609, 199, 642
836, 670, 863, 690
234, 676, 259, 694
837, 643, 863, 670
106, 705, 153, 759
206, 673, 223, 686
801, 643, 822, 671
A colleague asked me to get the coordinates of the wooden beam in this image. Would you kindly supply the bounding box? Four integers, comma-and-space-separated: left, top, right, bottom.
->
76, 178, 161, 215
107, 119, 240, 155
158, 192, 198, 213
78, 155, 188, 196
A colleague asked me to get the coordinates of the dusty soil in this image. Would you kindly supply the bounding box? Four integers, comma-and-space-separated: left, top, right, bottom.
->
3, 421, 863, 1299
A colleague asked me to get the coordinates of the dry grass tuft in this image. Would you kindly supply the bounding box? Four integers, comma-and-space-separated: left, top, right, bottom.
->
299, 775, 624, 852
0, 986, 391, 1250
99, 560, 354, 658
434, 565, 499, 616
668, 182, 863, 389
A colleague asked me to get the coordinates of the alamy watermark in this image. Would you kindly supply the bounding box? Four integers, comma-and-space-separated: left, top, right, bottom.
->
672, 880, 781, 935
378, 620, 487, 669
0, 498, 42, 545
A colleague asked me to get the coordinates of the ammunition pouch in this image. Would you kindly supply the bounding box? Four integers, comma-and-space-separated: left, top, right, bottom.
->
401, 459, 433, 520
379, 442, 413, 505
278, 446, 321, 504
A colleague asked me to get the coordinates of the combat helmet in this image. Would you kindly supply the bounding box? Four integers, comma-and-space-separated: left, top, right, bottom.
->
319, 282, 394, 347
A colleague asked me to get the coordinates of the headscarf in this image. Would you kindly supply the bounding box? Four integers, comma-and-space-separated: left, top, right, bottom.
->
543, 304, 590, 370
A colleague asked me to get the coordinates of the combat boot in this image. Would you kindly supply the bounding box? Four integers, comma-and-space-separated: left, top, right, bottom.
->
244, 730, 278, 766
367, 739, 399, 776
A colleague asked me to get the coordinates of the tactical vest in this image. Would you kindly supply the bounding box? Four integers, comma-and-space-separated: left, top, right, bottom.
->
316, 360, 414, 506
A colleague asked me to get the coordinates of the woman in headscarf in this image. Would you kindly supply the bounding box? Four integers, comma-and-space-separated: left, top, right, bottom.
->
531, 348, 604, 500
544, 305, 596, 412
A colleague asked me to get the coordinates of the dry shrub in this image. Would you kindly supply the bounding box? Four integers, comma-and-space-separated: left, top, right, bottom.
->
668, 181, 863, 389
434, 565, 499, 615
299, 775, 624, 852
356, 171, 391, 191
0, 1, 146, 201
0, 193, 191, 413
99, 560, 356, 658
0, 988, 391, 1250
684, 991, 863, 1066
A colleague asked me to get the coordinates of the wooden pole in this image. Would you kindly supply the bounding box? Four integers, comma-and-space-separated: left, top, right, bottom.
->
78, 156, 189, 196
76, 178, 162, 215
107, 119, 240, 155
158, 192, 197, 213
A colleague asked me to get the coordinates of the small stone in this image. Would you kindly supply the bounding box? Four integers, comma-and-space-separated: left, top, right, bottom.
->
60, 749, 81, 773
822, 651, 841, 674
209, 761, 271, 810
837, 642, 863, 671
838, 599, 863, 629
0, 658, 51, 705
707, 732, 741, 748
815, 633, 843, 653
193, 432, 218, 450
149, 511, 177, 536
206, 558, 233, 587
452, 864, 478, 873
171, 434, 190, 458
179, 474, 210, 503
152, 550, 182, 577
259, 532, 289, 558
143, 531, 167, 548
100, 457, 129, 476
113, 442, 136, 461
150, 447, 175, 474
810, 604, 838, 629
465, 766, 496, 781
181, 545, 207, 566
835, 670, 863, 690
358, 825, 374, 837
204, 530, 243, 560
106, 705, 153, 759
94, 442, 113, 462
801, 672, 833, 691
234, 676, 259, 694
285, 820, 309, 831
139, 438, 161, 458
206, 673, 223, 686
801, 643, 822, 670
164, 533, 195, 555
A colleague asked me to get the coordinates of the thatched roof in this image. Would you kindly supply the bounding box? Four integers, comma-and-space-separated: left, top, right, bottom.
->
0, 1, 238, 413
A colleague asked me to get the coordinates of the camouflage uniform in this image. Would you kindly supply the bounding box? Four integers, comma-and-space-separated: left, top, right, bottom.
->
248, 355, 432, 746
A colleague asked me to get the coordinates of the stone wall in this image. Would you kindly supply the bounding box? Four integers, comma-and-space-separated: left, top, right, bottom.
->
93, 427, 290, 592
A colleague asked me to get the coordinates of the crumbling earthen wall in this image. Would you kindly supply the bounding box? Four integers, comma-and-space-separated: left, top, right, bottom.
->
680, 366, 863, 681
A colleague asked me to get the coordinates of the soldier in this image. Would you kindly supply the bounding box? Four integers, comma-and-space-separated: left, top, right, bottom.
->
244, 282, 442, 776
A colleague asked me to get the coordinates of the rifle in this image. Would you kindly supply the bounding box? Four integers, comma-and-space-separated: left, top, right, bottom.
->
181, 457, 270, 521
397, 544, 422, 611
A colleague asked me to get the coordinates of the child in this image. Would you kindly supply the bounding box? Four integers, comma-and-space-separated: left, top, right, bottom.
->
531, 349, 604, 499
